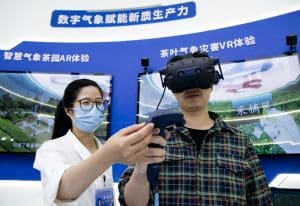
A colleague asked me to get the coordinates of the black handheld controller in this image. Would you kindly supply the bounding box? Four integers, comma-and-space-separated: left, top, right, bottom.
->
146, 109, 185, 186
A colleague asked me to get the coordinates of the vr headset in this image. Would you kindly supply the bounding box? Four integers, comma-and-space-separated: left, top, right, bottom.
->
159, 56, 224, 93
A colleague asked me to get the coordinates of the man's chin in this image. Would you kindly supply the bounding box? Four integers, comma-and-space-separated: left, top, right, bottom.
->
183, 105, 205, 113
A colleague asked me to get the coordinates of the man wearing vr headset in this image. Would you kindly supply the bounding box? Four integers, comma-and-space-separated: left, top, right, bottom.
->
118, 52, 272, 206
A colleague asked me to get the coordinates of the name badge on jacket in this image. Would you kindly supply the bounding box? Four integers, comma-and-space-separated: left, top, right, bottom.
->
95, 175, 114, 206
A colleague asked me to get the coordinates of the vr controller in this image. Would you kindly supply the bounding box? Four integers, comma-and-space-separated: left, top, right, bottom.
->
146, 109, 185, 185
159, 56, 224, 93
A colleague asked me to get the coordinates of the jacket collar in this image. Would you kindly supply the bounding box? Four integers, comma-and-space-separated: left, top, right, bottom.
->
66, 130, 101, 160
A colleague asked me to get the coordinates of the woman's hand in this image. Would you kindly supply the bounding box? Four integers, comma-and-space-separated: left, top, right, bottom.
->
103, 123, 155, 165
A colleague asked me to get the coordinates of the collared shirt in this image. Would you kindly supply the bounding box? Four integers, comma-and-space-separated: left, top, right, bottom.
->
118, 112, 273, 206
33, 130, 113, 206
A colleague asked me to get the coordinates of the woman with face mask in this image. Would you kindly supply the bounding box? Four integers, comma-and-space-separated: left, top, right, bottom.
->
33, 79, 166, 206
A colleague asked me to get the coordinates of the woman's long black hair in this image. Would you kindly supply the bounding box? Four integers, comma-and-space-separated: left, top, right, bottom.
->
52, 79, 103, 139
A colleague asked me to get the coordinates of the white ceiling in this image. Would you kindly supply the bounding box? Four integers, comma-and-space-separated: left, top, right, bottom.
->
0, 0, 300, 49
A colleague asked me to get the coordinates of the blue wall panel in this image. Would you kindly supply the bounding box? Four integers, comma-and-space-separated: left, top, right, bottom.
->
0, 10, 300, 182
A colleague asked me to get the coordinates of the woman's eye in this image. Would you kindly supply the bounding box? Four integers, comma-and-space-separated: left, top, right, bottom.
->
81, 101, 91, 105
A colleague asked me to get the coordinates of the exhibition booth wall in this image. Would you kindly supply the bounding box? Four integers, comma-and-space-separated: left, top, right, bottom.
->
0, 1, 300, 186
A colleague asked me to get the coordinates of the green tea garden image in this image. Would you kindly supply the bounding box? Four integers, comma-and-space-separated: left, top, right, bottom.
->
0, 92, 57, 152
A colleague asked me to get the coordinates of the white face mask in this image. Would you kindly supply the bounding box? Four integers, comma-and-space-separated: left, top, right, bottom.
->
73, 105, 105, 133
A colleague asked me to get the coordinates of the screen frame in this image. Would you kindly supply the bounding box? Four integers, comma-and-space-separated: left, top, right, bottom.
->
0, 70, 112, 153
136, 53, 300, 155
